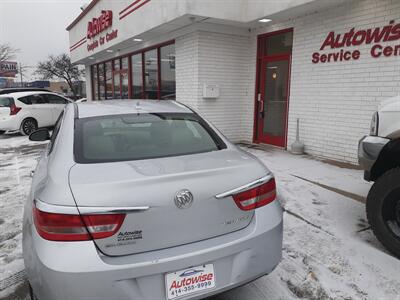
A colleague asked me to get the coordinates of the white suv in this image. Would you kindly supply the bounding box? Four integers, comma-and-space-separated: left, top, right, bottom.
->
0, 91, 72, 135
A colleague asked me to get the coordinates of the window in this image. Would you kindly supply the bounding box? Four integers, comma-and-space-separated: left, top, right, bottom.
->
120, 57, 129, 99
105, 61, 113, 99
160, 44, 176, 99
121, 57, 129, 70
98, 63, 105, 100
44, 94, 68, 104
113, 59, 121, 98
121, 72, 129, 99
144, 49, 158, 99
131, 54, 143, 99
19, 94, 48, 105
74, 113, 226, 163
91, 41, 175, 100
92, 65, 98, 100
263, 31, 293, 56
114, 59, 120, 71
0, 97, 13, 107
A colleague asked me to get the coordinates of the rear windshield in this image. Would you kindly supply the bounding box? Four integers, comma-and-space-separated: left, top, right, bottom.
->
74, 113, 226, 163
0, 97, 13, 107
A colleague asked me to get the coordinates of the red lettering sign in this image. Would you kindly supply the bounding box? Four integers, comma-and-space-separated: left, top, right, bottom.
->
313, 20, 400, 63
87, 10, 113, 39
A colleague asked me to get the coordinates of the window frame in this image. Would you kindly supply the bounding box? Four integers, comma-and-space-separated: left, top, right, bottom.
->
90, 40, 175, 100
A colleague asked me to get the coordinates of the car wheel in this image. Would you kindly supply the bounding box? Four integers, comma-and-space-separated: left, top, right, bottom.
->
366, 167, 400, 258
20, 118, 38, 136
29, 283, 39, 300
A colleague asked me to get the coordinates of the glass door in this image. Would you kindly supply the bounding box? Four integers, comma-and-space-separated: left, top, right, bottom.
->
257, 55, 290, 147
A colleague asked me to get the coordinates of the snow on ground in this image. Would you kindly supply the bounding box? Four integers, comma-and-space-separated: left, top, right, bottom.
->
0, 135, 400, 300
0, 134, 46, 300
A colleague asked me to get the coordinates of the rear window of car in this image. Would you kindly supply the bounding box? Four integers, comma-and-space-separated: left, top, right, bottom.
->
74, 113, 227, 163
0, 97, 13, 107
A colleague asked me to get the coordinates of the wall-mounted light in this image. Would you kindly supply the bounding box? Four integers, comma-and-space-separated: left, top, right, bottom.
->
133, 38, 143, 42
106, 49, 113, 53
259, 18, 272, 23
89, 56, 95, 60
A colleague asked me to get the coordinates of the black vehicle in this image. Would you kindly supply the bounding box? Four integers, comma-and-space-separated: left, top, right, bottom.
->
0, 88, 51, 95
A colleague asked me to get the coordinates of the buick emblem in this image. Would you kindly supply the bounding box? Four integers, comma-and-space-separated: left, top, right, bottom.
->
174, 189, 194, 209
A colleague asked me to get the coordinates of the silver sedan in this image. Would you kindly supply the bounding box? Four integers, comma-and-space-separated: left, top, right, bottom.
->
23, 100, 283, 300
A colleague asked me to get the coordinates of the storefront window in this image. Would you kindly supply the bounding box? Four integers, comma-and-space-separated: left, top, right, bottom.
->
91, 41, 175, 100
144, 49, 158, 99
121, 57, 129, 70
131, 54, 143, 99
92, 65, 98, 100
98, 63, 105, 100
113, 73, 121, 98
105, 61, 113, 99
121, 72, 129, 99
160, 44, 175, 100
114, 59, 120, 71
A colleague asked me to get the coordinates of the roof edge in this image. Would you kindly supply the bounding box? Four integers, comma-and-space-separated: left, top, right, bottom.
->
66, 0, 100, 31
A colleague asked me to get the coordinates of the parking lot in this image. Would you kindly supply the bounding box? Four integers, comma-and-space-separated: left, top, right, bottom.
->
1, 134, 400, 300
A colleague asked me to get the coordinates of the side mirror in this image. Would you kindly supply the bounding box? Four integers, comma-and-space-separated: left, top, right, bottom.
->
29, 129, 50, 141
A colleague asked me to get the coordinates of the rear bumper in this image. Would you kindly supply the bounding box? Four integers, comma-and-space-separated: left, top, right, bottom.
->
358, 135, 390, 180
26, 201, 283, 300
0, 115, 19, 131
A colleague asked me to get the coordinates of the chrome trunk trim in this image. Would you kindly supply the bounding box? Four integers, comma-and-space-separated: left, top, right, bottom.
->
215, 174, 273, 199
34, 199, 150, 215
78, 206, 150, 215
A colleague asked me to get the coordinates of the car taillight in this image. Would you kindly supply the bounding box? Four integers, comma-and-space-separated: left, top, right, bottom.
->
10, 103, 21, 115
33, 205, 125, 241
232, 178, 276, 211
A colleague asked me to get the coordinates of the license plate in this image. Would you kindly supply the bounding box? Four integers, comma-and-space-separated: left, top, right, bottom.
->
165, 264, 216, 299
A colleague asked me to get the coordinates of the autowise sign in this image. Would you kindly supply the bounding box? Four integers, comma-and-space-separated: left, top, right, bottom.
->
0, 61, 18, 77
312, 20, 400, 63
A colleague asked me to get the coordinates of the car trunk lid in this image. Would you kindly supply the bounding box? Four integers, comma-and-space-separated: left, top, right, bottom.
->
69, 149, 270, 256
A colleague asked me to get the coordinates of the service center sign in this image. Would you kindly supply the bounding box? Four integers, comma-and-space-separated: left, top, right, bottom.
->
86, 10, 118, 52
312, 20, 400, 63
0, 61, 18, 77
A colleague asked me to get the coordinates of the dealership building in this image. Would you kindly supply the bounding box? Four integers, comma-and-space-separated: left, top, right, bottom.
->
67, 0, 400, 163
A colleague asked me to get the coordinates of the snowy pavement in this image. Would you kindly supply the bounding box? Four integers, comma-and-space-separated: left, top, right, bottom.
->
1, 135, 400, 300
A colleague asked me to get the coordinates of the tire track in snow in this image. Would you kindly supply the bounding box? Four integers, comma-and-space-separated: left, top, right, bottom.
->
0, 270, 26, 292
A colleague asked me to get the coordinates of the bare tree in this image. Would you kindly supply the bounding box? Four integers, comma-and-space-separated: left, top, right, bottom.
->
0, 44, 18, 64
36, 53, 84, 97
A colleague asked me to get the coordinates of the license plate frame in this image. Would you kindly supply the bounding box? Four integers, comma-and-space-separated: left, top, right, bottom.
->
165, 264, 216, 299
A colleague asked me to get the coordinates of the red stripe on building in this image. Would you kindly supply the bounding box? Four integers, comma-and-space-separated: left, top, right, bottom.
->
119, 0, 151, 20
119, 0, 143, 15
70, 37, 87, 50
70, 39, 87, 52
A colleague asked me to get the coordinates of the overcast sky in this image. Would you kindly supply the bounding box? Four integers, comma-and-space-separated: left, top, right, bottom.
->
0, 0, 88, 81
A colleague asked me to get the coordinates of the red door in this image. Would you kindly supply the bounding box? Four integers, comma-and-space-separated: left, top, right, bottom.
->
257, 55, 291, 147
